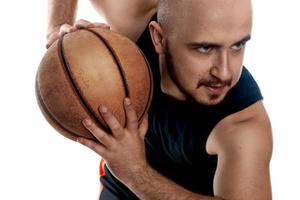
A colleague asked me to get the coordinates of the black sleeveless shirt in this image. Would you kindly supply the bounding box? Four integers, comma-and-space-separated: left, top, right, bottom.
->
100, 14, 263, 199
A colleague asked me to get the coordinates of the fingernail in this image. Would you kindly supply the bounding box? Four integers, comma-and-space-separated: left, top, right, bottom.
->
99, 105, 108, 113
124, 98, 131, 106
83, 119, 91, 126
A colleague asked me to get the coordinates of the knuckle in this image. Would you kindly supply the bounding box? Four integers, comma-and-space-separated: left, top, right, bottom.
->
111, 124, 122, 132
59, 26, 70, 35
113, 132, 124, 141
80, 138, 90, 146
60, 24, 71, 30
58, 28, 64, 34
78, 138, 103, 154
96, 131, 106, 140
88, 142, 97, 151
75, 19, 83, 24
77, 19, 88, 23
88, 122, 97, 132
95, 23, 110, 28
75, 19, 91, 28
128, 120, 138, 127
83, 139, 96, 148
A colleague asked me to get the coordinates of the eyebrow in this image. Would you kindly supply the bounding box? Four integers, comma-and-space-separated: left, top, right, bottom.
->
187, 34, 251, 48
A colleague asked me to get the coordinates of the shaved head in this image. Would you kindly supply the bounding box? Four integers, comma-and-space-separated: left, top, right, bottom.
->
157, 0, 252, 37
151, 0, 253, 105
157, 0, 182, 35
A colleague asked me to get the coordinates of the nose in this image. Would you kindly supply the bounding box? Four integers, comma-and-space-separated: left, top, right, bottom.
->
210, 50, 231, 82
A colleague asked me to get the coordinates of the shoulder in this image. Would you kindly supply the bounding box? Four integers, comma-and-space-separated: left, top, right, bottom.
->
207, 100, 273, 162
207, 101, 273, 199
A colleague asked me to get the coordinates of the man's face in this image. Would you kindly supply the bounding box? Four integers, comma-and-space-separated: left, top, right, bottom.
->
162, 0, 252, 105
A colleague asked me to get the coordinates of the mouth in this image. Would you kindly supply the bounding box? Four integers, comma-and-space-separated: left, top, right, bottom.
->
204, 84, 226, 95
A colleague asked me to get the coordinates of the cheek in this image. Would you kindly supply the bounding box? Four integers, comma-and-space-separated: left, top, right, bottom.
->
231, 52, 244, 66
234, 66, 244, 83
230, 52, 245, 77
171, 50, 210, 83
173, 59, 204, 88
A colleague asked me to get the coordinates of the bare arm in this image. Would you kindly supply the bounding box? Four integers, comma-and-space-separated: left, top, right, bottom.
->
47, 0, 78, 45
210, 101, 273, 199
77, 96, 272, 199
46, 0, 156, 47
126, 165, 223, 200
89, 0, 157, 42
123, 101, 273, 200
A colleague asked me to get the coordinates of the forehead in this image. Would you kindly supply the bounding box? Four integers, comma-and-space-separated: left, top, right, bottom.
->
169, 0, 252, 43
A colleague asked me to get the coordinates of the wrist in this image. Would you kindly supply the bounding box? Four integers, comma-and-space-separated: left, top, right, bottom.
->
124, 162, 152, 188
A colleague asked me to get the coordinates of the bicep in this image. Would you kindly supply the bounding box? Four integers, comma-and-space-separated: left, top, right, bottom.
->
213, 114, 273, 200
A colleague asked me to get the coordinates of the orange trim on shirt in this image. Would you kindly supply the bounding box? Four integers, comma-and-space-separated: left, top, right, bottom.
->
99, 158, 106, 177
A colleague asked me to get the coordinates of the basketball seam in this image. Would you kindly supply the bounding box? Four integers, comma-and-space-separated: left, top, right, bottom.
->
87, 28, 153, 122
135, 48, 154, 121
35, 68, 84, 140
59, 36, 110, 133
87, 29, 130, 97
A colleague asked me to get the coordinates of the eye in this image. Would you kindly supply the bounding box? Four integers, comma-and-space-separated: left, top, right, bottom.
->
196, 46, 213, 53
232, 42, 246, 51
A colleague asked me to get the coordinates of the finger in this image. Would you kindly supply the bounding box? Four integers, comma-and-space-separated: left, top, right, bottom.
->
138, 113, 149, 139
74, 19, 93, 29
82, 118, 113, 149
99, 105, 124, 140
59, 24, 77, 36
46, 32, 59, 49
124, 98, 138, 132
77, 137, 108, 158
90, 22, 110, 29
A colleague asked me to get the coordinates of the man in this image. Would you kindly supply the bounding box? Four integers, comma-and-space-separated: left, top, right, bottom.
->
47, 0, 273, 199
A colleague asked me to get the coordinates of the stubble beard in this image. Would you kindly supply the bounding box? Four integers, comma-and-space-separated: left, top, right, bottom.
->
164, 45, 232, 106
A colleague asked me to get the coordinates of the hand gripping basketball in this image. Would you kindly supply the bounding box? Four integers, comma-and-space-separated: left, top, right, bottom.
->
36, 25, 153, 141
46, 19, 110, 49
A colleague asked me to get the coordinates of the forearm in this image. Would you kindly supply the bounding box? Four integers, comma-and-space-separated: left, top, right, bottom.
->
89, 0, 157, 41
125, 165, 224, 200
47, 0, 78, 38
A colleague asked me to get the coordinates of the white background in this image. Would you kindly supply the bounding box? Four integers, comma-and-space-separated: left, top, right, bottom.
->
0, 0, 299, 199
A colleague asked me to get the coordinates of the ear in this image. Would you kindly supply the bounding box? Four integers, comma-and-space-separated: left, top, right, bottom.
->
149, 21, 166, 54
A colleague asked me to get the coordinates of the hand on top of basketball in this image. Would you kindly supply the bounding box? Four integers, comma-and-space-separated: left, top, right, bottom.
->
77, 97, 149, 183
46, 19, 110, 49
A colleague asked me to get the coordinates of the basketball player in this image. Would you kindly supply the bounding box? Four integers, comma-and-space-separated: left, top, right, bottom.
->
46, 0, 273, 199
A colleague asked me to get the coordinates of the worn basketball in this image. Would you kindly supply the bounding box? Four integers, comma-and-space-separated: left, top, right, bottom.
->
35, 27, 153, 141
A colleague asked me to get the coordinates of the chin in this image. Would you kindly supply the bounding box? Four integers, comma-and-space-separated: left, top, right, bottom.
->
196, 98, 223, 106
193, 93, 227, 106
